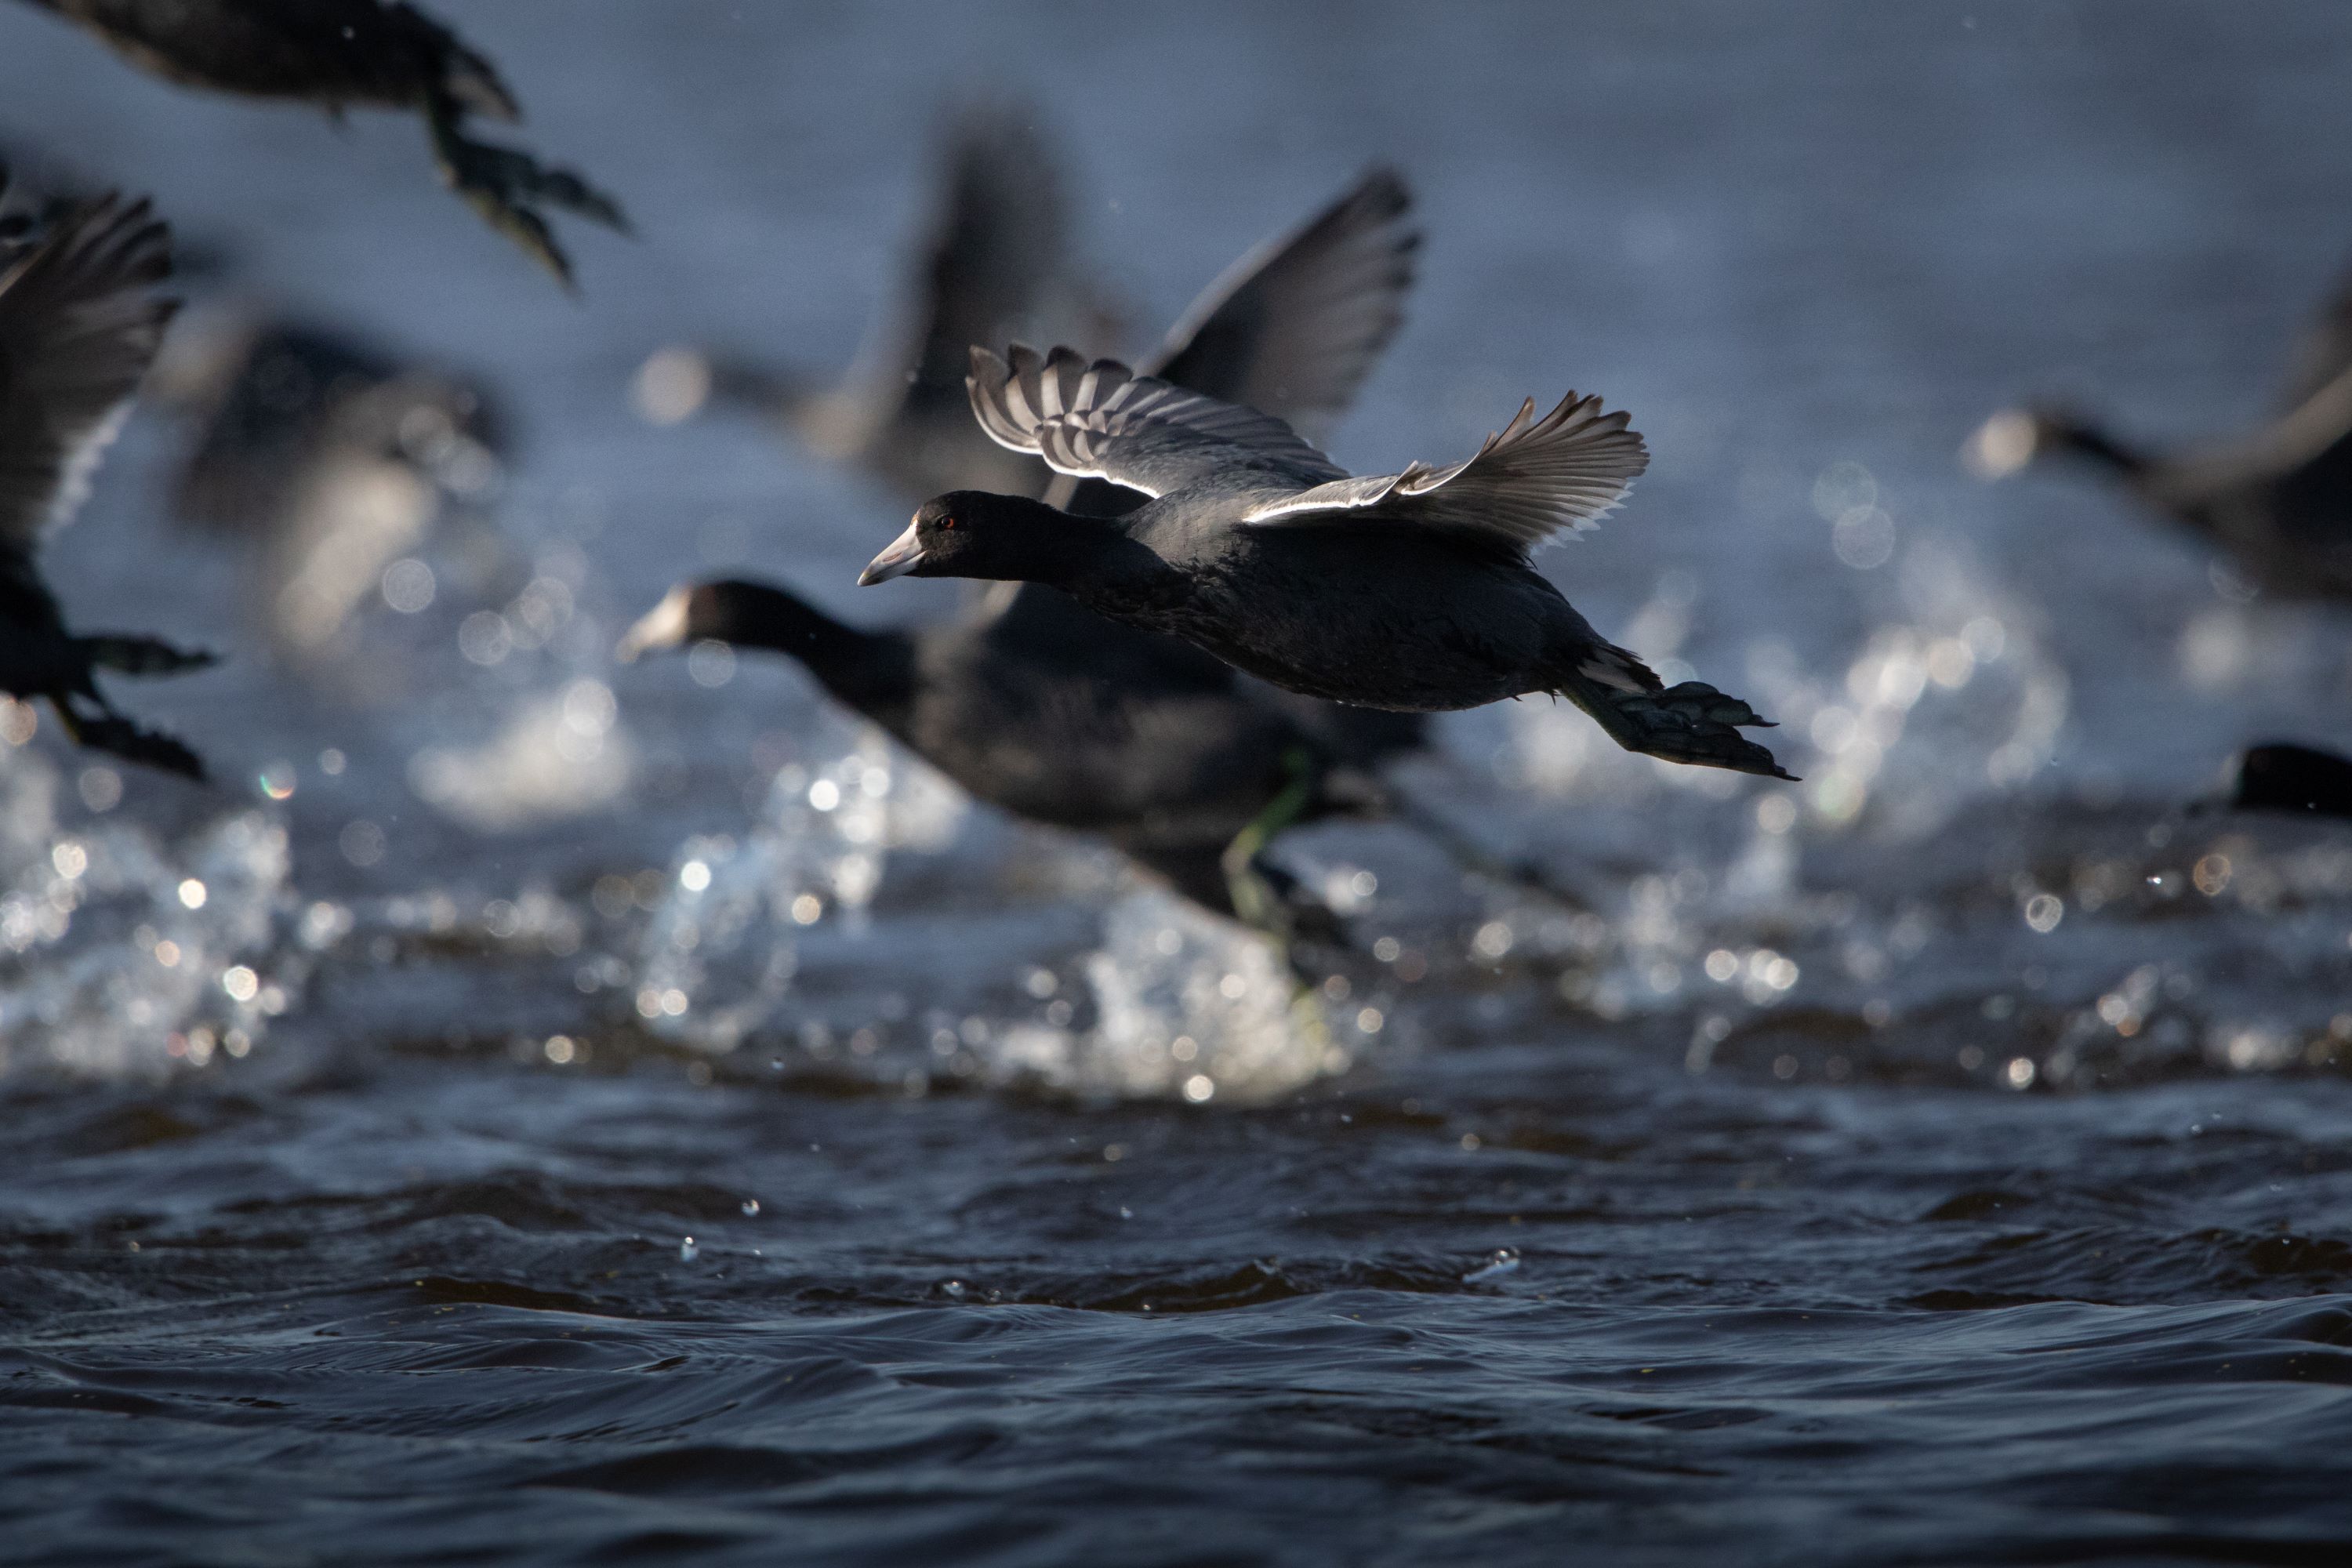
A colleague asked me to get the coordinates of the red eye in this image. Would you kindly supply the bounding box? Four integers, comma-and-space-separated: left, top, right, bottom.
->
938, 516, 960, 530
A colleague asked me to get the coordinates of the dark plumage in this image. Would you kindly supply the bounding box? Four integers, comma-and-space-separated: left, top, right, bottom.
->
16, 0, 625, 287
860, 347, 1791, 780
0, 175, 214, 778
628, 171, 1428, 922
2225, 741, 2352, 818
1967, 265, 2352, 600
619, 579, 1385, 920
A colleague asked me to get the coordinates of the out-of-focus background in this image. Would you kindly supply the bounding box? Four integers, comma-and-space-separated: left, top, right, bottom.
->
7, 5, 2352, 1563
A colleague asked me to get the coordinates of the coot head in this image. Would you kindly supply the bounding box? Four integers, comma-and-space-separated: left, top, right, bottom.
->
617, 579, 851, 661
858, 492, 1072, 586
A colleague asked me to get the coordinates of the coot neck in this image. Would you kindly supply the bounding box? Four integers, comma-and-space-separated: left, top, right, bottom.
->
2044, 416, 2149, 477
1013, 504, 1178, 601
706, 581, 915, 720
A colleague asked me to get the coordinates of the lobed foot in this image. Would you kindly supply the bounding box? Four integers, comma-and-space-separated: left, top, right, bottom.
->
49, 700, 206, 782
82, 635, 219, 678
1566, 677, 1796, 781
426, 106, 628, 289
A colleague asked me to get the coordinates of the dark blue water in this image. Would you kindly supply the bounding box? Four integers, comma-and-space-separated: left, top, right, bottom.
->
6, 2, 2352, 1563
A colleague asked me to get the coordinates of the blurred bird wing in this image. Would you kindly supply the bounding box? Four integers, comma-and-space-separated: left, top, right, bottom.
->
0, 191, 175, 558
968, 345, 1345, 499
1145, 166, 1418, 442
1238, 391, 1647, 552
848, 105, 1093, 438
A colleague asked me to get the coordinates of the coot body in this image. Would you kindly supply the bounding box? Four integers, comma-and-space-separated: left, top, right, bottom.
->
863, 348, 1789, 779
1968, 262, 2352, 601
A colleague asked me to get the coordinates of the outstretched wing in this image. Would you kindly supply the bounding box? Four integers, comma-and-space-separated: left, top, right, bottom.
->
1237, 391, 1646, 552
1040, 166, 1417, 518
1149, 166, 1417, 441
841, 105, 1115, 459
0, 187, 175, 560
967, 344, 1345, 499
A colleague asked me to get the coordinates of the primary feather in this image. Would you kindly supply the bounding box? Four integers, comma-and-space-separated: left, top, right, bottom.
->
967, 343, 1344, 499
1238, 390, 1648, 550
0, 188, 174, 556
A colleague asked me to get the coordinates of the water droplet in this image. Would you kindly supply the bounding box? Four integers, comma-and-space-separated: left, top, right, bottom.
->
679, 1236, 699, 1262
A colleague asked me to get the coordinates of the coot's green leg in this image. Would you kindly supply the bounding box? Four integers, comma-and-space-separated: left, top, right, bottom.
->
1221, 746, 1321, 942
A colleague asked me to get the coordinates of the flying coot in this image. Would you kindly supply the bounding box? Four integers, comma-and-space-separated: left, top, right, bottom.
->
1966, 260, 2352, 601
626, 171, 1427, 927
860, 346, 1792, 780
16, 0, 626, 287
0, 174, 215, 777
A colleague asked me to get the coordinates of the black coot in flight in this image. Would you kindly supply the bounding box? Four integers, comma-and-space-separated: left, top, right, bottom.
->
1967, 260, 2352, 601
862, 347, 1791, 780
626, 171, 1425, 926
16, 0, 625, 286
0, 176, 215, 777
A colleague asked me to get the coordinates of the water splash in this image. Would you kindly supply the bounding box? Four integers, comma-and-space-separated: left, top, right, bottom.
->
995, 886, 1339, 1103
0, 727, 295, 1079
633, 713, 962, 1051
408, 677, 635, 831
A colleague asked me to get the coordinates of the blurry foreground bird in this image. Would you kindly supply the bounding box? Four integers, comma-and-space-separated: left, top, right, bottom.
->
1967, 262, 2352, 600
16, 0, 626, 287
860, 347, 1791, 781
626, 170, 1425, 931
0, 172, 215, 777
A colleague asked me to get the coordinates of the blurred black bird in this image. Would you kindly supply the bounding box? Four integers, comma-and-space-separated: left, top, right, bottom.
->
2222, 741, 2352, 818
626, 169, 1426, 927
621, 575, 1385, 925
151, 313, 503, 659
0, 173, 215, 778
861, 347, 1792, 781
15, 0, 626, 287
1967, 263, 2352, 600
632, 103, 1118, 501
